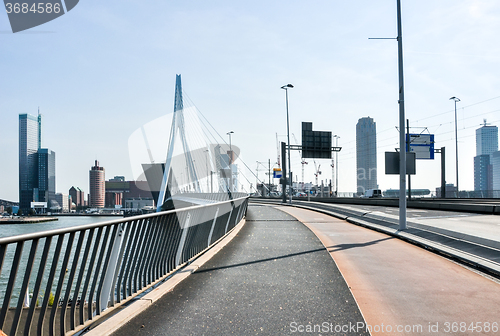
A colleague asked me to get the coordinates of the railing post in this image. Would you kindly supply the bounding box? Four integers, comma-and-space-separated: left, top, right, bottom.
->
175, 212, 191, 267
224, 205, 234, 234
207, 208, 220, 246
100, 224, 125, 312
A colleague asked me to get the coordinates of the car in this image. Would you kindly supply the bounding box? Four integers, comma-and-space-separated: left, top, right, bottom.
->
362, 189, 382, 198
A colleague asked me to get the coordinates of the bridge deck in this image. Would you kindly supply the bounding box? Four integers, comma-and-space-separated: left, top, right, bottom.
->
280, 206, 500, 335
111, 204, 368, 335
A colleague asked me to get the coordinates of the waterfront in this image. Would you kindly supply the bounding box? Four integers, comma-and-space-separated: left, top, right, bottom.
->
0, 216, 117, 239
0, 216, 120, 307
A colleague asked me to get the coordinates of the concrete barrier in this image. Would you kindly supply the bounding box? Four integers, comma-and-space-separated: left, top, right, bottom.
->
254, 196, 500, 215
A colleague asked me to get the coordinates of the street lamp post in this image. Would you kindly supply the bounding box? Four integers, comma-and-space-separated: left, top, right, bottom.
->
450, 97, 460, 197
227, 131, 234, 192
333, 135, 340, 196
396, 0, 407, 230
281, 84, 294, 204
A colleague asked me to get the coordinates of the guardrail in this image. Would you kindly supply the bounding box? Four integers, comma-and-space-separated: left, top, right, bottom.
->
251, 196, 500, 215
0, 196, 248, 336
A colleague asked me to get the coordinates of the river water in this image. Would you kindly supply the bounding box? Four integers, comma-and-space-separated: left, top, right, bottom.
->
0, 216, 120, 306
0, 216, 118, 239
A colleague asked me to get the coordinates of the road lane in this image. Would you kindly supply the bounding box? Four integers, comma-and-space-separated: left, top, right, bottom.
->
279, 206, 500, 335
313, 203, 500, 242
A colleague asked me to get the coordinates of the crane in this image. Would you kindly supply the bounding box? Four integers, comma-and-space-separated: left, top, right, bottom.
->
314, 160, 321, 186
291, 133, 308, 190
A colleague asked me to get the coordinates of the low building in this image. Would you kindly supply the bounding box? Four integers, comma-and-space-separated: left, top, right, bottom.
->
105, 191, 123, 208
105, 180, 153, 206
124, 197, 154, 209
55, 193, 70, 212
69, 186, 85, 207
435, 184, 458, 198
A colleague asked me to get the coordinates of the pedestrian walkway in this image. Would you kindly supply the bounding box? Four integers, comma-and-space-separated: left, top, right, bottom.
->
111, 204, 369, 335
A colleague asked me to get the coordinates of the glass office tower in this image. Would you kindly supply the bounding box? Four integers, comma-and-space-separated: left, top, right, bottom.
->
19, 114, 39, 212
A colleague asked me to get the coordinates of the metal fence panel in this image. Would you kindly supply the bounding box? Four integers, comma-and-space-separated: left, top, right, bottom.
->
0, 196, 248, 336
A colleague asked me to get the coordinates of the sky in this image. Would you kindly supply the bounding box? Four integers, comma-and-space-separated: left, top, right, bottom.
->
1, 0, 500, 201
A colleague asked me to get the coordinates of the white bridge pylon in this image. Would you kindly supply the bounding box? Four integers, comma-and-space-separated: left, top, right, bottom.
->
157, 74, 201, 212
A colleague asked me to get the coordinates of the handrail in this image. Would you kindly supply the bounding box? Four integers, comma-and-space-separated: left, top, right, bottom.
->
0, 196, 247, 245
0, 196, 249, 336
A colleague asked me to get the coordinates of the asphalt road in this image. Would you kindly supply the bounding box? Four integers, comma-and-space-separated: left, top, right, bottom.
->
316, 203, 500, 242
111, 204, 368, 336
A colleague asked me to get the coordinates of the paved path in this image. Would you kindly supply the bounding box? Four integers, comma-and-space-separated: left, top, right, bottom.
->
112, 204, 368, 336
280, 206, 500, 336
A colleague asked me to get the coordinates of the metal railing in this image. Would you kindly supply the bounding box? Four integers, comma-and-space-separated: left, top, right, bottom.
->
0, 196, 248, 336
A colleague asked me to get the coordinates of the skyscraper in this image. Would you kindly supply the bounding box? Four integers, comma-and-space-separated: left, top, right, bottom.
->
19, 114, 39, 211
19, 112, 57, 213
476, 123, 498, 156
89, 160, 105, 208
37, 148, 56, 208
356, 117, 377, 194
490, 152, 500, 192
474, 123, 498, 193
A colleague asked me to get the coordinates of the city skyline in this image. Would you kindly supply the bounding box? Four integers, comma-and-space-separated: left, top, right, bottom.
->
2, 1, 500, 200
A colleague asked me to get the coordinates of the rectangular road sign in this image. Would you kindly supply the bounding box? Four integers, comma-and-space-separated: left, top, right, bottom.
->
302, 122, 332, 159
385, 152, 416, 175
406, 134, 434, 159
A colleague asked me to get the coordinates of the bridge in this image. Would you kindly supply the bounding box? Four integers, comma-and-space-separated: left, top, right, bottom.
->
1, 197, 500, 335
2, 75, 500, 335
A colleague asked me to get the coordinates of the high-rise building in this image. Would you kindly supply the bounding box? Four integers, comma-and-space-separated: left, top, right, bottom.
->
19, 114, 39, 211
19, 112, 54, 212
89, 160, 105, 208
474, 155, 492, 192
356, 117, 377, 194
474, 123, 498, 193
476, 123, 498, 156
37, 148, 56, 208
491, 152, 500, 192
